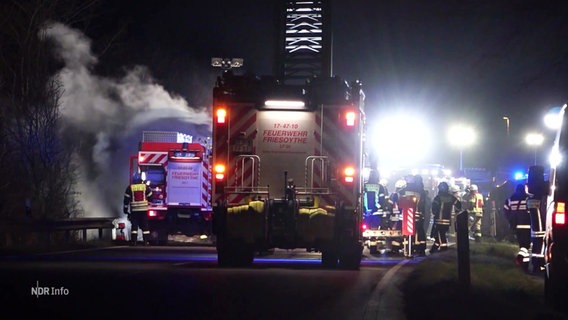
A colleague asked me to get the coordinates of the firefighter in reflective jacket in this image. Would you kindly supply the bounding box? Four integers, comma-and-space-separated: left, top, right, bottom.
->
430, 182, 462, 253
123, 173, 153, 246
463, 184, 484, 242
399, 175, 428, 256
503, 183, 531, 272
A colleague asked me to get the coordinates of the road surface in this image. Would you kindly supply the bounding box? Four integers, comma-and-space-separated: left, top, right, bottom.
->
0, 244, 419, 319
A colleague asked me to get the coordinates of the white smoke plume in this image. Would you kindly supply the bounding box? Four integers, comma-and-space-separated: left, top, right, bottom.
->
42, 22, 212, 218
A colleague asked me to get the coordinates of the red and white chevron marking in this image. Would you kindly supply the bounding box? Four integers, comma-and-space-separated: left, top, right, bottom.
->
139, 152, 168, 165
225, 108, 256, 205
202, 160, 211, 209
402, 207, 415, 236
316, 109, 359, 207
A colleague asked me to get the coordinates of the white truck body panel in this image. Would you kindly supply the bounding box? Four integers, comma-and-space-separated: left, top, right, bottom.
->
256, 111, 315, 196
166, 160, 202, 207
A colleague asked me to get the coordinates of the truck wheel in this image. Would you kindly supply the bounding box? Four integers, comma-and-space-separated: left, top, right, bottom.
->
369, 245, 378, 254
339, 242, 362, 270
217, 240, 254, 267
321, 249, 338, 268
545, 260, 568, 312
339, 252, 361, 270
157, 229, 169, 246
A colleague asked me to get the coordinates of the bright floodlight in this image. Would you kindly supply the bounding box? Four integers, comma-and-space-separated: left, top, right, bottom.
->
447, 124, 476, 148
372, 113, 433, 169
525, 132, 544, 146
211, 57, 244, 69
544, 106, 564, 129
264, 100, 306, 109
526, 132, 544, 165
447, 124, 476, 171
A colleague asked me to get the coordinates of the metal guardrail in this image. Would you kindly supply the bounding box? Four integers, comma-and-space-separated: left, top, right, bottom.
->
4, 217, 116, 244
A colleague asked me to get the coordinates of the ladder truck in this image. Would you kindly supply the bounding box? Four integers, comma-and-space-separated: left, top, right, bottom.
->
210, 0, 365, 268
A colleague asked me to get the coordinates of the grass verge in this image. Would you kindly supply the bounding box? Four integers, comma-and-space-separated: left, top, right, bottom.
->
403, 239, 568, 320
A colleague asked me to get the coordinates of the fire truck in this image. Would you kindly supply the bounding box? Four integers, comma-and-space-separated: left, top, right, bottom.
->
210, 1, 365, 269
128, 131, 213, 245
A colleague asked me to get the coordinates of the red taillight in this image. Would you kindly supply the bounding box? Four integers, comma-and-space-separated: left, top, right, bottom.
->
361, 223, 368, 230
214, 164, 226, 181
343, 166, 355, 183
216, 108, 227, 124
555, 202, 566, 225
148, 210, 158, 217
345, 110, 356, 127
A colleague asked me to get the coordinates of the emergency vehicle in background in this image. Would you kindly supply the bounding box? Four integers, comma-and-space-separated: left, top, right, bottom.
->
210, 1, 364, 269
362, 180, 403, 255
541, 103, 568, 312
361, 166, 471, 255
128, 131, 213, 245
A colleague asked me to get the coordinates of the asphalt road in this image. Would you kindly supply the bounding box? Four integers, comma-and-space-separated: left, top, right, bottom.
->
0, 244, 420, 320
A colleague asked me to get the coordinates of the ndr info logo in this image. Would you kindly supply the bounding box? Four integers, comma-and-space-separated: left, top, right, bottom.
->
31, 281, 69, 298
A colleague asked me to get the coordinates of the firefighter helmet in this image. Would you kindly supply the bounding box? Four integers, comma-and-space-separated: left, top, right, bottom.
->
395, 179, 406, 190
470, 184, 478, 192
438, 182, 449, 193
132, 173, 142, 184
450, 184, 461, 194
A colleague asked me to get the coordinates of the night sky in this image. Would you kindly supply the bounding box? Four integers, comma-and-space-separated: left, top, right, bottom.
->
74, 0, 568, 174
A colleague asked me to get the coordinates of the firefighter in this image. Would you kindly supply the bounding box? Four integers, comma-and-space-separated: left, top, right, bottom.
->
430, 182, 462, 254
400, 175, 428, 256
388, 179, 405, 253
123, 173, 153, 246
463, 184, 484, 242
448, 184, 462, 238
503, 183, 531, 272
389, 179, 406, 229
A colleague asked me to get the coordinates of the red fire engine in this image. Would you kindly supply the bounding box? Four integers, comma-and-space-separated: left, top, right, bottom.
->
210, 2, 365, 269
207, 1, 366, 269
129, 131, 212, 245
211, 73, 365, 268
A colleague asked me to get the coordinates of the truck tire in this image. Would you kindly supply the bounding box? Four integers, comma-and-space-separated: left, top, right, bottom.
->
217, 239, 254, 267
339, 251, 361, 270
369, 245, 378, 254
321, 249, 338, 268
544, 253, 568, 313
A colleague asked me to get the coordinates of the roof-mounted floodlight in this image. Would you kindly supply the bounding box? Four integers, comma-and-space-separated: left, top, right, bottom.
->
211, 57, 244, 70
264, 100, 306, 110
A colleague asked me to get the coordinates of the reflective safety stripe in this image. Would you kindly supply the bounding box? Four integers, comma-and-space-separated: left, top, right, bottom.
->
435, 219, 451, 226
130, 183, 149, 212
531, 231, 546, 237
516, 224, 531, 229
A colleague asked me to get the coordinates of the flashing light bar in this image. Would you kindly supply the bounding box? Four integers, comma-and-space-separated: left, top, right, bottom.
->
264, 100, 306, 110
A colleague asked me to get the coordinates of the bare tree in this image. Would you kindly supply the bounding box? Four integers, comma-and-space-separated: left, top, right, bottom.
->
0, 0, 99, 243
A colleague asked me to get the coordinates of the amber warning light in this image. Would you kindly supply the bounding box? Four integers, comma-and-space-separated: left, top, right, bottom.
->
345, 111, 356, 127
214, 164, 226, 181
556, 202, 566, 225
216, 108, 227, 124
343, 166, 355, 183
